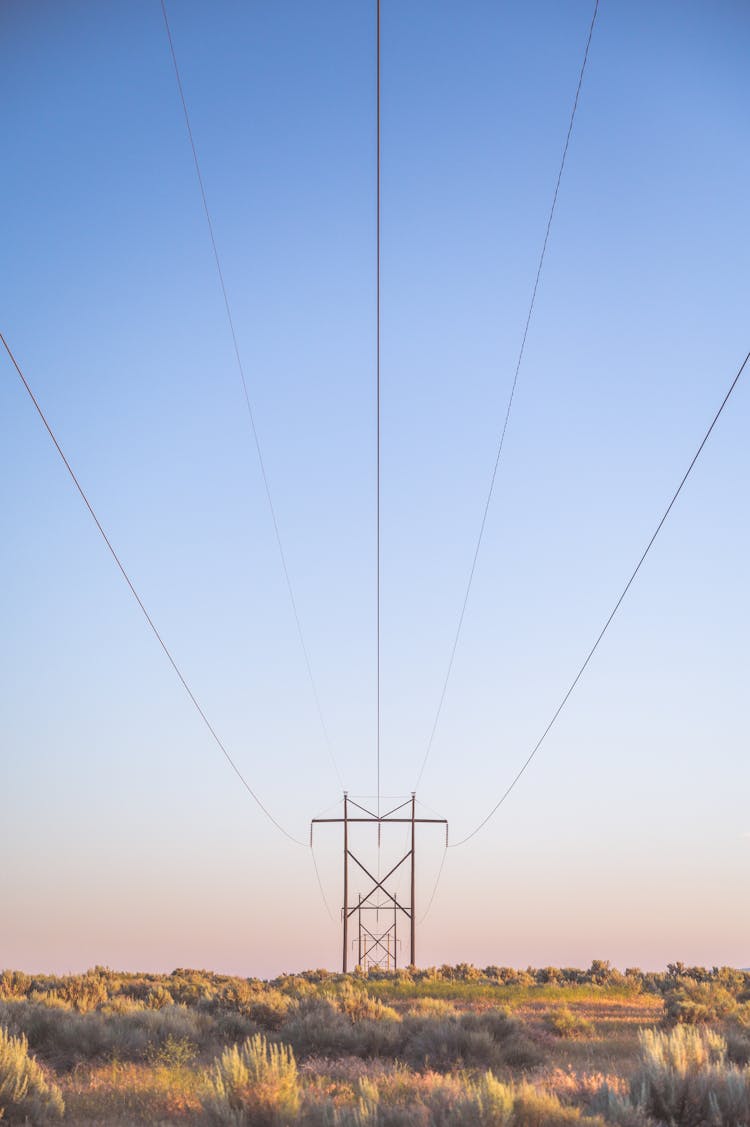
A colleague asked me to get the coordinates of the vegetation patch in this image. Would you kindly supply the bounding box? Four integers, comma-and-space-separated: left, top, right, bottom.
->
1, 962, 749, 1123
546, 1007, 596, 1039
0, 1024, 64, 1122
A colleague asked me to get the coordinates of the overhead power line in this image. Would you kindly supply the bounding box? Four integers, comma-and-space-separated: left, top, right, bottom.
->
451, 347, 750, 847
159, 0, 343, 791
1, 331, 307, 849
414, 0, 600, 792
310, 843, 336, 922
418, 845, 448, 925
376, 0, 382, 816
414, 798, 449, 924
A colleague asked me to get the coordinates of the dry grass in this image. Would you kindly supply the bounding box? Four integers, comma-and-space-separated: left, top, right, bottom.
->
516, 994, 664, 1076
60, 1061, 206, 1123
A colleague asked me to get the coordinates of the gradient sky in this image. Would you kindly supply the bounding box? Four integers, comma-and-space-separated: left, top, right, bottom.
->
2, 0, 749, 978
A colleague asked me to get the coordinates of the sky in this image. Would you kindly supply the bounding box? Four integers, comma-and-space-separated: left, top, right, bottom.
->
1, 0, 749, 978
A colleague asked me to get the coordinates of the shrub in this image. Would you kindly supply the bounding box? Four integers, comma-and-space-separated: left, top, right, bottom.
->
0, 1025, 64, 1122
664, 979, 738, 1025
632, 1025, 750, 1127
169, 969, 218, 1007
217, 983, 293, 1031
587, 1084, 650, 1127
346, 1020, 403, 1060
639, 1024, 726, 1071
248, 991, 293, 1032
714, 968, 749, 996
282, 997, 353, 1058
146, 1033, 197, 1068
0, 997, 208, 1069
498, 1033, 544, 1070
403, 1016, 500, 1071
333, 981, 399, 1024
58, 972, 109, 1013
511, 1083, 606, 1126
353, 1075, 379, 1123
726, 1026, 750, 1066
546, 1007, 594, 1039
587, 960, 624, 987
146, 984, 175, 1009
0, 973, 31, 1002
203, 1033, 300, 1125
215, 1010, 262, 1046
470, 1070, 514, 1125
482, 967, 536, 987
398, 1009, 541, 1073
463, 1011, 542, 1070
406, 998, 457, 1019
447, 1077, 605, 1127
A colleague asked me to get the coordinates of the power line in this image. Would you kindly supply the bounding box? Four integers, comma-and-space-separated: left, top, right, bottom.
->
410, 799, 449, 924
1, 330, 307, 849
310, 843, 335, 922
159, 0, 343, 792
414, 0, 600, 792
418, 845, 448, 925
376, 0, 382, 816
451, 346, 750, 848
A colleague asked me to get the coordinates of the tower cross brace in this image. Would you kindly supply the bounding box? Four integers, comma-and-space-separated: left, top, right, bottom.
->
311, 792, 448, 972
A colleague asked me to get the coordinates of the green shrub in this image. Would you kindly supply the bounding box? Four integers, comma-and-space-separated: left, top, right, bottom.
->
168, 968, 218, 1007
587, 960, 625, 987
546, 1007, 594, 1039
217, 983, 293, 1031
406, 998, 457, 1019
146, 1033, 197, 1068
664, 980, 738, 1025
0, 1025, 64, 1122
470, 1070, 514, 1125
203, 1033, 300, 1125
333, 981, 399, 1024
483, 967, 536, 987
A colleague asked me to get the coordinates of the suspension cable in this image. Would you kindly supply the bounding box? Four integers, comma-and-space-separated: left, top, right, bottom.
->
418, 845, 448, 925
1, 330, 307, 848
376, 0, 382, 816
451, 347, 750, 847
310, 842, 336, 922
414, 0, 600, 792
159, 0, 343, 791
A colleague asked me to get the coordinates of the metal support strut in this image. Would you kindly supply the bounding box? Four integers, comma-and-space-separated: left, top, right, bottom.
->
312, 792, 447, 972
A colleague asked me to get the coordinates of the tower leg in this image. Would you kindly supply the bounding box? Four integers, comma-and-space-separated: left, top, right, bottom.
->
410, 792, 416, 966
343, 792, 349, 973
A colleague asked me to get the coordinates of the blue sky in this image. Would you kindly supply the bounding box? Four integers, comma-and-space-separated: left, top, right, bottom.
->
2, 0, 749, 976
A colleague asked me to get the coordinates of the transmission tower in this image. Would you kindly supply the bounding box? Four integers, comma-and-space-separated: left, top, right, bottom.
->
311, 793, 448, 972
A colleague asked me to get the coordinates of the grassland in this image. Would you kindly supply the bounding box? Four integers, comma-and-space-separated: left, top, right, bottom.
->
1, 962, 750, 1124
